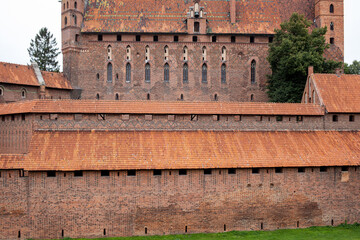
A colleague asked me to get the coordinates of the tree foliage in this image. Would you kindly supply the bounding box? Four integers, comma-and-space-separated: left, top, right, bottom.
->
28, 27, 60, 72
344, 60, 360, 74
267, 13, 342, 103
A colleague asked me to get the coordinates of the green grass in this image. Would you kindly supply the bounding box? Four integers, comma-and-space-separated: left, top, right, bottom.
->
47, 224, 360, 240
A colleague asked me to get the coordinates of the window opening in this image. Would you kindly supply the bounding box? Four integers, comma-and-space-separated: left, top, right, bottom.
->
115, 93, 119, 100
107, 45, 112, 60
147, 93, 150, 100
341, 166, 348, 172
145, 228, 148, 234
21, 114, 26, 121
164, 45, 169, 61
47, 171, 56, 177
67, 2, 69, 8
179, 169, 187, 175
221, 64, 226, 83
221, 47, 226, 61
145, 45, 150, 61
212, 36, 217, 42
296, 116, 303, 122
330, 22, 334, 31
127, 170, 136, 176
275, 167, 283, 173
117, 34, 122, 41
349, 115, 355, 122
103, 229, 106, 236
183, 46, 188, 61
185, 226, 188, 233
75, 34, 79, 42
228, 169, 236, 174
183, 63, 188, 83
96, 73, 100, 80
331, 219, 334, 226
250, 94, 254, 101
191, 114, 198, 121
126, 45, 131, 60
153, 170, 162, 176
261, 223, 264, 230
174, 35, 179, 42
202, 46, 206, 61
231, 36, 236, 42
107, 63, 113, 82
250, 36, 255, 43
62, 230, 64, 237
202, 64, 207, 83
0, 87, 3, 96
145, 63, 151, 82
101, 170, 110, 176
74, 171, 83, 177
298, 167, 305, 173
65, 17, 68, 26
330, 38, 334, 44
194, 22, 200, 32
136, 35, 141, 41
320, 166, 327, 172
269, 37, 273, 43
251, 60, 256, 84
180, 94, 184, 100
193, 36, 198, 42
224, 224, 227, 231
18, 231, 21, 238
74, 1, 77, 8
252, 168, 259, 174
126, 63, 131, 82
332, 115, 338, 122
330, 4, 334, 13
214, 94, 218, 101
204, 169, 212, 175
73, 15, 77, 25
153, 35, 158, 42
276, 116, 283, 122
96, 94, 100, 100
297, 221, 299, 228
98, 34, 103, 41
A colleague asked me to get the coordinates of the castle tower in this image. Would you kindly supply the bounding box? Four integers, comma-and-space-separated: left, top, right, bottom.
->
315, 0, 344, 59
61, 0, 85, 97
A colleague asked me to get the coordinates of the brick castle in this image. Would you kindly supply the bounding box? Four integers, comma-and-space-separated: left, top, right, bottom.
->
1, 0, 359, 239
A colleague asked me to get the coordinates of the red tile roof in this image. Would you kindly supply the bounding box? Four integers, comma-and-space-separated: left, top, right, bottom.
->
0, 154, 25, 169
14, 130, 360, 171
0, 100, 324, 116
82, 0, 315, 34
313, 74, 360, 113
0, 62, 72, 90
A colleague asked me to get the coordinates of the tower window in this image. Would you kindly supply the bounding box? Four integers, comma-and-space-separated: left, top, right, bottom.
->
145, 63, 150, 82
21, 89, 27, 99
221, 64, 226, 83
202, 46, 207, 61
126, 63, 131, 83
136, 35, 141, 41
202, 64, 207, 83
194, 22, 200, 33
349, 115, 355, 122
153, 35, 158, 42
74, 1, 77, 9
117, 34, 122, 41
330, 4, 334, 13
64, 17, 68, 26
174, 35, 179, 42
98, 34, 103, 41
183, 46, 188, 61
330, 38, 334, 44
250, 36, 255, 43
73, 14, 77, 25
96, 73, 100, 80
126, 45, 131, 60
107, 45, 112, 60
96, 93, 100, 100
67, 1, 69, 9
251, 60, 256, 84
164, 63, 170, 82
107, 63, 113, 82
231, 36, 236, 42
332, 115, 338, 122
183, 63, 188, 83
221, 47, 226, 61
145, 45, 150, 61
250, 94, 254, 101
193, 36, 198, 42
75, 34, 79, 42
147, 93, 150, 100
115, 93, 119, 100
164, 45, 169, 61
212, 36, 217, 42
330, 22, 334, 31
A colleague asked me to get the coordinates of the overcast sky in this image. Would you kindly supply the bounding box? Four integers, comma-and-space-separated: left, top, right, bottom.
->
0, 0, 359, 71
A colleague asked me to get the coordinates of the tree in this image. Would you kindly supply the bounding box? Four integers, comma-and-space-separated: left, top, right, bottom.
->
267, 13, 342, 103
28, 27, 60, 72
344, 60, 360, 74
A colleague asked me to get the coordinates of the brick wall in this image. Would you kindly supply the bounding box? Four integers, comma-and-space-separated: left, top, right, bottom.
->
0, 167, 358, 239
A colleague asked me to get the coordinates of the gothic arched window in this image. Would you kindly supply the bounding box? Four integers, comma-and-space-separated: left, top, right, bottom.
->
107, 45, 112, 60
126, 63, 131, 83
145, 45, 150, 61
64, 17, 68, 26
183, 63, 188, 83
221, 46, 227, 61
164, 63, 170, 82
202, 64, 207, 83
126, 45, 131, 60
74, 1, 77, 9
221, 64, 226, 83
251, 60, 256, 84
145, 63, 151, 82
183, 46, 188, 61
330, 4, 334, 13
202, 46, 206, 61
330, 22, 334, 31
107, 63, 113, 82
164, 45, 169, 61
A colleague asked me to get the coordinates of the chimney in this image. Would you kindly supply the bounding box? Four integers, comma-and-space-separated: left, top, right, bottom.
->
39, 85, 46, 99
230, 0, 236, 24
308, 66, 314, 76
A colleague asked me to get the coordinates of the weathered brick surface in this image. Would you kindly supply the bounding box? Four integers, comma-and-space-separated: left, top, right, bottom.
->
0, 167, 358, 239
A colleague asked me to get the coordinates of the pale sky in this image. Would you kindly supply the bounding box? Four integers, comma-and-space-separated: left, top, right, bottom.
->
0, 0, 359, 71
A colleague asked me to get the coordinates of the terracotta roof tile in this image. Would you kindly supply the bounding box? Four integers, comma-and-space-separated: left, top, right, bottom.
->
82, 0, 315, 34
0, 154, 25, 169
0, 62, 38, 86
0, 99, 324, 116
17, 131, 360, 171
313, 74, 360, 113
41, 71, 72, 90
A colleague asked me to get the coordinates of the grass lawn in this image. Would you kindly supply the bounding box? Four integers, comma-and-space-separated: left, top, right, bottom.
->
52, 224, 360, 240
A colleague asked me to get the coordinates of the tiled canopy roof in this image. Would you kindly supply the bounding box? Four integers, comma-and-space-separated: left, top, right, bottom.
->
0, 62, 72, 90
313, 74, 360, 113
0, 99, 324, 116
82, 0, 315, 34
2, 130, 359, 171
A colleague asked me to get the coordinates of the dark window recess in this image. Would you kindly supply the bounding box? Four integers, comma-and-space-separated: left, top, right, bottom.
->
349, 115, 355, 122
96, 73, 100, 80
21, 114, 26, 121
11, 115, 15, 121
275, 167, 283, 173
221, 64, 226, 83
214, 94, 218, 101
224, 224, 227, 231
250, 36, 255, 43
194, 22, 200, 32
228, 169, 236, 174
269, 37, 273, 43
183, 63, 188, 83
202, 64, 207, 83
231, 36, 236, 42
320, 166, 327, 172
276, 116, 283, 122
115, 93, 119, 100
147, 93, 150, 100
164, 63, 170, 82
47, 171, 56, 177
252, 168, 259, 174
251, 60, 256, 84
62, 230, 64, 237
204, 169, 212, 175
136, 35, 141, 41
74, 170, 83, 177
298, 167, 305, 173
331, 219, 334, 226
18, 231, 21, 238
330, 4, 334, 13
297, 221, 300, 228
212, 36, 217, 42
101, 170, 110, 176
75, 34, 79, 42
153, 35, 158, 42
261, 222, 264, 230
332, 115, 338, 122
179, 169, 187, 175
330, 38, 335, 44
296, 116, 303, 122
98, 34, 103, 41
145, 227, 148, 234
96, 94, 100, 100
117, 34, 122, 41
126, 63, 131, 82
153, 170, 162, 176
174, 35, 179, 42
185, 226, 188, 233
191, 114, 198, 121
127, 170, 136, 176
103, 229, 106, 236
2, 116, 5, 122
180, 94, 184, 100
145, 63, 151, 82
341, 166, 349, 172
193, 36, 198, 42
107, 63, 113, 82
330, 22, 334, 31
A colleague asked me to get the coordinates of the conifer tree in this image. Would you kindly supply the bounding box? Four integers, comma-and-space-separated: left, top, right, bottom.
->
28, 27, 60, 72
267, 13, 341, 103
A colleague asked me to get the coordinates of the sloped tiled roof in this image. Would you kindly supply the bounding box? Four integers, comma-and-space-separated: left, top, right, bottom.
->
0, 154, 25, 169
0, 99, 324, 116
0, 62, 72, 90
14, 130, 360, 171
82, 0, 315, 34
313, 74, 360, 113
